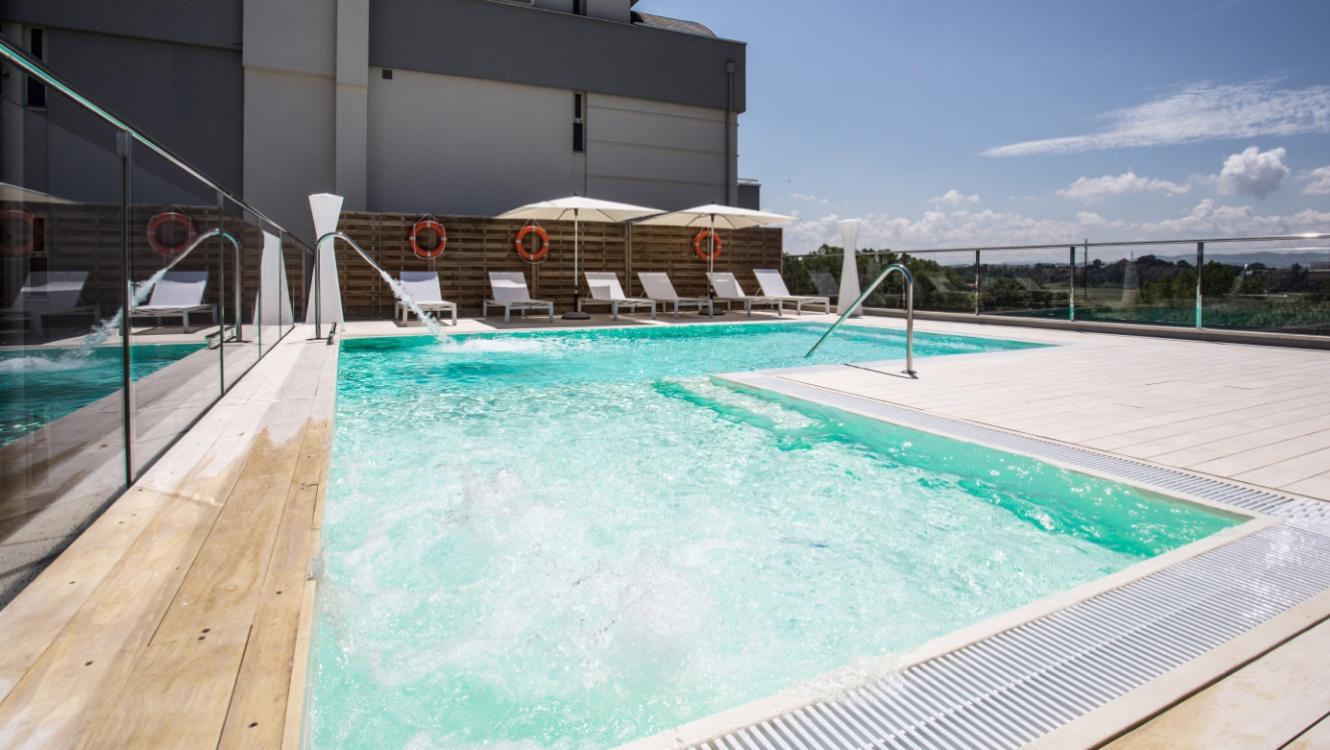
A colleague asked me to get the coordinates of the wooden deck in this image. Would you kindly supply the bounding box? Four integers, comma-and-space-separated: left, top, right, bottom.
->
0, 330, 335, 749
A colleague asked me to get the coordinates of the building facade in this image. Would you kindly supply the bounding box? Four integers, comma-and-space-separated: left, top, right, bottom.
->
1, 0, 756, 240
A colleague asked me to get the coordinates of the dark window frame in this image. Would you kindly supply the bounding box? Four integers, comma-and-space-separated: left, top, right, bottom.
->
26, 26, 47, 109
572, 92, 585, 152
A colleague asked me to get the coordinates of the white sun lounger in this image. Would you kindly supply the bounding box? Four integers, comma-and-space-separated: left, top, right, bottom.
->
483, 271, 554, 323
0, 271, 96, 336
708, 272, 783, 317
396, 271, 458, 326
583, 272, 655, 320
753, 268, 831, 315
636, 272, 713, 318
130, 270, 215, 332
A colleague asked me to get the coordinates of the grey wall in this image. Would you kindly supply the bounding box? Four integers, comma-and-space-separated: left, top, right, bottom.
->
586, 92, 729, 209
364, 67, 734, 216
366, 68, 575, 215
369, 0, 746, 113
241, 0, 339, 240
0, 14, 244, 198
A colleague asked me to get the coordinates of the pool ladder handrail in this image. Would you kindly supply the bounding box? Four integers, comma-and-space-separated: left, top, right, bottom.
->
805, 262, 916, 377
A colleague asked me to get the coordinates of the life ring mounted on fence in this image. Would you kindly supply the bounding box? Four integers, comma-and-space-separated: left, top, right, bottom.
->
410, 217, 447, 259
514, 224, 550, 263
0, 209, 36, 258
692, 228, 722, 262
146, 210, 197, 257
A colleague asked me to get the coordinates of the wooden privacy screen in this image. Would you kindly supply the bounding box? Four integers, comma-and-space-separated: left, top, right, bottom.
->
334, 212, 783, 318
4, 203, 781, 319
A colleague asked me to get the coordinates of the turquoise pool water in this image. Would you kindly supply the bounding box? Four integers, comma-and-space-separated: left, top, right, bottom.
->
313, 323, 1239, 750
0, 343, 205, 445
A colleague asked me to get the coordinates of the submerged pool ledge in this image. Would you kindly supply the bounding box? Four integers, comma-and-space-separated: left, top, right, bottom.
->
621, 363, 1330, 750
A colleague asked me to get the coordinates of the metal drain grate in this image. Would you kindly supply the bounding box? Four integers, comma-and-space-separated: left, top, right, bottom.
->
730, 372, 1330, 537
688, 524, 1330, 750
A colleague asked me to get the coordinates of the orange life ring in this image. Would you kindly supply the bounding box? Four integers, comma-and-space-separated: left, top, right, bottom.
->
146, 211, 197, 257
692, 229, 722, 262
410, 218, 447, 259
0, 209, 35, 258
515, 224, 549, 263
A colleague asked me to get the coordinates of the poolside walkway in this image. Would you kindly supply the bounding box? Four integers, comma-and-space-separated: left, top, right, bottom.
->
0, 328, 334, 749
770, 316, 1330, 502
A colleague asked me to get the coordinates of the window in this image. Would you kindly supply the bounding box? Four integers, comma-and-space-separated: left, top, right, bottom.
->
26, 27, 46, 108
572, 93, 585, 152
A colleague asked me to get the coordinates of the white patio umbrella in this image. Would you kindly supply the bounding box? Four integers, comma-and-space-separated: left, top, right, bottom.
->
497, 195, 661, 320
635, 203, 795, 315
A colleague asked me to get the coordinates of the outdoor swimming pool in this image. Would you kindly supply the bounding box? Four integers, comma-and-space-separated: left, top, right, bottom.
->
0, 343, 205, 445
311, 323, 1240, 749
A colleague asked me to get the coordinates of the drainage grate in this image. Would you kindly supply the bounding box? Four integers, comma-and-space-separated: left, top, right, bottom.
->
688, 524, 1330, 750
730, 372, 1330, 537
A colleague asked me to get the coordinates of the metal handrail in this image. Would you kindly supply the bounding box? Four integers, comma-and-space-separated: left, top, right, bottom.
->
893, 233, 1330, 256
806, 263, 915, 376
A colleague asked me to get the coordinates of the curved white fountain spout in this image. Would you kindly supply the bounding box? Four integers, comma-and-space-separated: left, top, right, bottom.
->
314, 230, 451, 341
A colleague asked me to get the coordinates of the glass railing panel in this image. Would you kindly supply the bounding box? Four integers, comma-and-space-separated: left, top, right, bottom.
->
284, 231, 309, 328
979, 248, 1073, 319
220, 197, 263, 382
127, 144, 224, 474
0, 60, 129, 604
1200, 243, 1330, 335
781, 251, 844, 306
909, 250, 977, 314
1077, 244, 1196, 327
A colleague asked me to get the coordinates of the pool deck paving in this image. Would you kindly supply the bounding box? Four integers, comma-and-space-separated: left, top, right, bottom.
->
0, 312, 1327, 748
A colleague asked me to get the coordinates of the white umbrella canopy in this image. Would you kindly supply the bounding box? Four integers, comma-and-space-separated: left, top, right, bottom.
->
497, 196, 661, 319
634, 203, 795, 230
635, 204, 795, 315
496, 195, 661, 224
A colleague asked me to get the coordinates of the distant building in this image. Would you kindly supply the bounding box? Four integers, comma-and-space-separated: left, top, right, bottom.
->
1, 0, 760, 239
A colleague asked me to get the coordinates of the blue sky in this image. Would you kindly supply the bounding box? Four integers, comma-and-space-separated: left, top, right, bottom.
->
639, 0, 1330, 254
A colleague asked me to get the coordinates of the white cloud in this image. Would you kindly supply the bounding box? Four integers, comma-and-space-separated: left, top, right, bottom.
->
784, 199, 1330, 254
1057, 171, 1190, 202
929, 189, 981, 207
985, 80, 1330, 157
1216, 146, 1289, 198
788, 192, 829, 205
1303, 166, 1330, 195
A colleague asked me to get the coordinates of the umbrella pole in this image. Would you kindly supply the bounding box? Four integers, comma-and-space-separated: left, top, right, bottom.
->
700, 212, 724, 316
563, 208, 590, 320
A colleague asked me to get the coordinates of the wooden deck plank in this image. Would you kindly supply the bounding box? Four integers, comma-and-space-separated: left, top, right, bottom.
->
151, 427, 306, 643
76, 626, 251, 749
1106, 619, 1330, 750
0, 490, 227, 748
1285, 713, 1330, 750
218, 420, 329, 750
